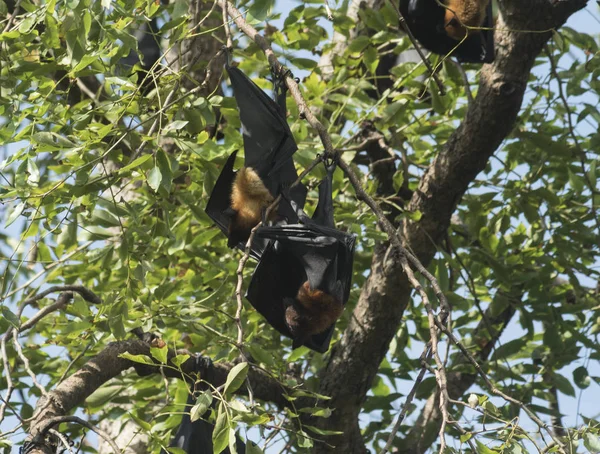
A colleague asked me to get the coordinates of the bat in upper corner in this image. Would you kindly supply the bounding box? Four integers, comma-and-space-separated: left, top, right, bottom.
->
205, 59, 307, 259
245, 162, 356, 353
399, 0, 495, 64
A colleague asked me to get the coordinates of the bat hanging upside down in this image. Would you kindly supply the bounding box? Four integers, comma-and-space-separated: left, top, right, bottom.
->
443, 0, 490, 40
226, 166, 278, 248
284, 281, 344, 348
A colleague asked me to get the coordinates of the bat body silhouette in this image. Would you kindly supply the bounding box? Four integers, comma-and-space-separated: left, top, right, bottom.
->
399, 0, 494, 63
206, 62, 306, 258
246, 163, 356, 352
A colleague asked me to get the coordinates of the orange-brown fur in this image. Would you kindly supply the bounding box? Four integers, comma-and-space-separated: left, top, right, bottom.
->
444, 0, 489, 40
284, 281, 343, 340
228, 166, 275, 245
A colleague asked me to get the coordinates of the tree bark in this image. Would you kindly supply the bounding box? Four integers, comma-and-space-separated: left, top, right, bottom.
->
312, 1, 589, 452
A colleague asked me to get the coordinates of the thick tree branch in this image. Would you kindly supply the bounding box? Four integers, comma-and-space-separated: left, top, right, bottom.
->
24, 337, 293, 453
312, 0, 588, 452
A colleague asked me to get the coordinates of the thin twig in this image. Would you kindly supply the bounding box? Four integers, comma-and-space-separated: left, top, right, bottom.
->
0, 337, 14, 423
37, 415, 121, 454
2, 0, 22, 32
323, 0, 333, 21
12, 330, 48, 398
385, 0, 445, 95
1, 241, 94, 303
546, 46, 600, 232
381, 344, 432, 454
452, 59, 473, 105
48, 428, 74, 454
434, 318, 567, 452
222, 0, 233, 49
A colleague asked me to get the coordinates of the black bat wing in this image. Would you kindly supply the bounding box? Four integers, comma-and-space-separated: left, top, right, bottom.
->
400, 0, 454, 57
312, 162, 336, 228
205, 150, 237, 238
246, 240, 302, 338
226, 65, 297, 191
245, 237, 335, 354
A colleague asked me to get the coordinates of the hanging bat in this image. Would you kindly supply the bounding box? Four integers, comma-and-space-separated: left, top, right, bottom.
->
443, 0, 490, 40
246, 162, 356, 352
205, 60, 307, 258
399, 0, 495, 64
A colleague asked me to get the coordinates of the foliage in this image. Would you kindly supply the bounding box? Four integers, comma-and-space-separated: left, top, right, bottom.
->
1, 0, 600, 453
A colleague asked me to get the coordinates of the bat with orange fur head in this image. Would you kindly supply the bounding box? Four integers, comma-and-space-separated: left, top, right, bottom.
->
399, 0, 495, 64
246, 162, 356, 353
205, 59, 306, 258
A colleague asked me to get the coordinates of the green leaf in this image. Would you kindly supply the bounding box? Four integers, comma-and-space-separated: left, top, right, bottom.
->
297, 431, 313, 448
119, 352, 155, 365
212, 405, 230, 454
43, 14, 60, 48
5, 202, 25, 228
247, 0, 274, 23
348, 35, 370, 53
584, 432, 600, 452
147, 165, 162, 191
190, 390, 213, 422
1, 306, 20, 329
363, 45, 379, 75
475, 440, 498, 454
150, 345, 168, 364
573, 366, 591, 389
228, 429, 238, 454
224, 362, 249, 398
119, 154, 152, 174
171, 354, 191, 368
164, 120, 189, 132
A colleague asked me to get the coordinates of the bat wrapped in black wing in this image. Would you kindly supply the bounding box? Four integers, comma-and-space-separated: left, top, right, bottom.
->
399, 0, 495, 64
205, 60, 307, 259
246, 163, 356, 353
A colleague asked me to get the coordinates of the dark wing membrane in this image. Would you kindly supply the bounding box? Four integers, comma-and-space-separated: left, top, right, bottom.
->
245, 237, 336, 354
205, 150, 237, 237
312, 163, 336, 228
226, 65, 297, 184
247, 222, 356, 353
399, 0, 495, 64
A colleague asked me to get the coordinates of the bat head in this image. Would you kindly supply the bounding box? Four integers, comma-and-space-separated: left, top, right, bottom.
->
444, 12, 468, 40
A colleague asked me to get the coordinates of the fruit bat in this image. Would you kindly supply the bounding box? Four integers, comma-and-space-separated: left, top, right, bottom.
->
245, 162, 356, 353
205, 60, 307, 259
399, 0, 495, 64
